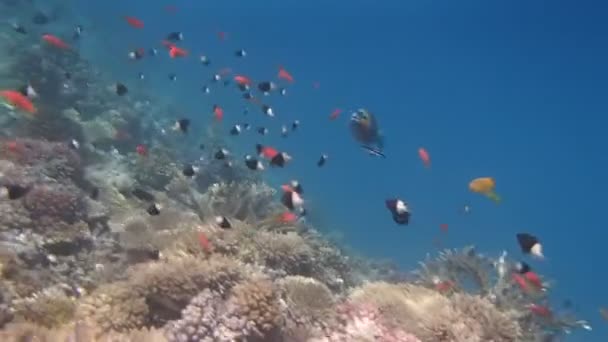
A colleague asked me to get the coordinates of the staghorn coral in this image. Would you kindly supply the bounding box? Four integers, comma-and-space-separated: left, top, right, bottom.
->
278, 276, 336, 336
11, 287, 77, 328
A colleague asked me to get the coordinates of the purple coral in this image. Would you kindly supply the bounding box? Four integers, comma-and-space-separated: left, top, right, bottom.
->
23, 184, 86, 224
0, 138, 82, 182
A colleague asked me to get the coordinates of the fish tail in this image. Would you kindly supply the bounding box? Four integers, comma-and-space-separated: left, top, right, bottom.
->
486, 191, 501, 203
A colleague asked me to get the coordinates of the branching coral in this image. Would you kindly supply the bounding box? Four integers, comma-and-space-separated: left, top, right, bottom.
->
11, 287, 77, 328
76, 282, 150, 332
164, 278, 282, 342
415, 246, 493, 294
76, 255, 245, 333
198, 181, 283, 223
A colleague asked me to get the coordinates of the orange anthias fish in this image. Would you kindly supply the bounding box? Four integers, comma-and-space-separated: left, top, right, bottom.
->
600, 307, 608, 321
169, 45, 188, 58
234, 75, 252, 86
213, 105, 224, 121
278, 211, 297, 224
198, 232, 213, 254
257, 144, 279, 160
278, 66, 294, 83
440, 223, 449, 232
135, 144, 147, 157
469, 177, 501, 203
418, 147, 431, 168
329, 108, 342, 120
0, 90, 37, 113
125, 16, 144, 28
529, 304, 552, 318
42, 34, 69, 49
217, 31, 226, 40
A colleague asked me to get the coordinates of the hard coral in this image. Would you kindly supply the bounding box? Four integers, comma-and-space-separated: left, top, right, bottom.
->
78, 255, 245, 333
200, 181, 282, 223
164, 278, 282, 342
311, 302, 422, 342
12, 287, 77, 328
23, 183, 86, 224
279, 276, 336, 335
220, 278, 283, 340
347, 281, 521, 342
0, 321, 167, 342
76, 282, 150, 332
1, 138, 82, 182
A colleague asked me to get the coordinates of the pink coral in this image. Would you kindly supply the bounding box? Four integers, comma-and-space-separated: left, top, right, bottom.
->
312, 302, 421, 342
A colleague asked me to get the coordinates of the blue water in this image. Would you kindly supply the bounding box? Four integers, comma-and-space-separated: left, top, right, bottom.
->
69, 0, 608, 340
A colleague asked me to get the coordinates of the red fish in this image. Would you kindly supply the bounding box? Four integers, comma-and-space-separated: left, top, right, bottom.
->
165, 5, 177, 14
278, 211, 297, 223
523, 271, 543, 289
258, 145, 278, 159
512, 273, 529, 291
435, 280, 454, 292
529, 304, 552, 317
135, 144, 147, 157
234, 75, 252, 85
313, 81, 320, 89
213, 105, 224, 121
440, 223, 449, 232
217, 31, 226, 40
169, 46, 188, 58
329, 108, 342, 120
0, 90, 37, 113
125, 16, 144, 28
418, 147, 430, 168
198, 232, 213, 254
278, 66, 294, 83
42, 34, 69, 49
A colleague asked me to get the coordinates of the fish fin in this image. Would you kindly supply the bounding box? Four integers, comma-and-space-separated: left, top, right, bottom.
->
486, 192, 501, 203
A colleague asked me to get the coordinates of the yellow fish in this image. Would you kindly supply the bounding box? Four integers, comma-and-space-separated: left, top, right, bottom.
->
469, 177, 501, 203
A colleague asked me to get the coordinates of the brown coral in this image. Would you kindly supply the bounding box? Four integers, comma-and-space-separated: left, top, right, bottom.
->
12, 288, 77, 328
23, 184, 86, 224
76, 282, 150, 332
279, 275, 336, 334
76, 255, 245, 333
0, 321, 167, 342
220, 278, 283, 340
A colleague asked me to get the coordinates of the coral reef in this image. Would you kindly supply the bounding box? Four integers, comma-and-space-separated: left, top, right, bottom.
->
0, 14, 591, 342
164, 278, 282, 342
76, 255, 246, 333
